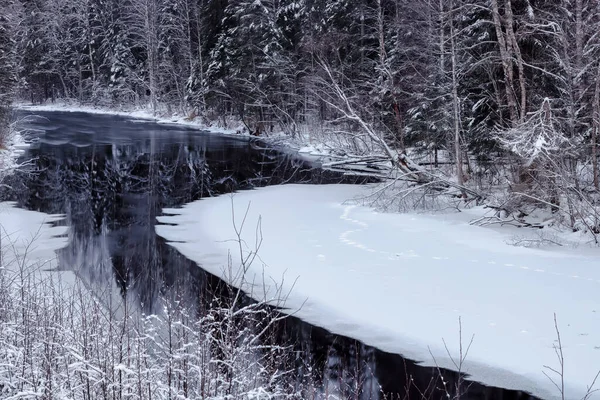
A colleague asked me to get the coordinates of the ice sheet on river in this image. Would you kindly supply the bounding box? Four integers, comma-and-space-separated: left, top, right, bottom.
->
155, 184, 600, 400
0, 202, 68, 271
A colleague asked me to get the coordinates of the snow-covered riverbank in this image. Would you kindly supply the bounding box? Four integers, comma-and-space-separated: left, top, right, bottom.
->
8, 106, 599, 398
15, 101, 244, 135
0, 129, 30, 178
156, 184, 600, 400
14, 102, 372, 162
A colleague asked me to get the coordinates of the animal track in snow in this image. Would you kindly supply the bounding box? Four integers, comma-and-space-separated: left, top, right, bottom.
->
340, 205, 368, 227
339, 205, 377, 253
492, 261, 600, 285
391, 251, 419, 259
339, 205, 600, 285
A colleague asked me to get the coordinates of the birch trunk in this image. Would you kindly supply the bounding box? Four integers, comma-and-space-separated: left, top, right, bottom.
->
575, 0, 584, 99
593, 61, 600, 190
503, 0, 527, 122
490, 0, 518, 126
449, 3, 465, 193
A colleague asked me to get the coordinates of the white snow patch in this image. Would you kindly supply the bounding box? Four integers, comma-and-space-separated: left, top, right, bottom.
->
14, 102, 244, 137
0, 130, 31, 176
156, 184, 600, 400
0, 202, 68, 273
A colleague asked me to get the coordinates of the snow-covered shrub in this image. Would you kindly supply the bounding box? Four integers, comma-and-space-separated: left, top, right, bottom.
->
0, 254, 304, 400
496, 99, 572, 171
493, 98, 600, 240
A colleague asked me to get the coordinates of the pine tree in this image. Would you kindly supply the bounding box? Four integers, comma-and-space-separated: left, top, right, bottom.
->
208, 0, 306, 133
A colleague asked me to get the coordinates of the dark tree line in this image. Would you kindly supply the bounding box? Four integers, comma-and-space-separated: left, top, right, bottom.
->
1, 2, 596, 142
2, 0, 600, 232
3, 1, 599, 145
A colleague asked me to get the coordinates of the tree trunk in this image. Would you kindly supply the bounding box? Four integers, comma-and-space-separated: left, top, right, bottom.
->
439, 0, 445, 72
195, 0, 207, 114
490, 0, 518, 126
376, 0, 387, 66
144, 0, 158, 115
379, 0, 404, 150
78, 58, 83, 104
503, 0, 527, 123
593, 61, 600, 190
88, 46, 96, 91
575, 0, 584, 98
450, 3, 465, 194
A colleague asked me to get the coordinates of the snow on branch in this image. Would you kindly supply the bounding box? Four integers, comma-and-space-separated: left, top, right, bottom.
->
495, 98, 573, 168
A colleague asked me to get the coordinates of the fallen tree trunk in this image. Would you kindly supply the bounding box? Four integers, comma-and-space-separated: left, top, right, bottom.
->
314, 58, 483, 201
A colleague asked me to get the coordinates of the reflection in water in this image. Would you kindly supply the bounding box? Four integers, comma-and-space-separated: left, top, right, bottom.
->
3, 111, 537, 400
6, 111, 352, 310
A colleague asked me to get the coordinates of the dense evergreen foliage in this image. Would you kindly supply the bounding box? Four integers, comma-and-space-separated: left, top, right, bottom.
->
0, 3, 590, 125
2, 0, 600, 233
1, 1, 597, 143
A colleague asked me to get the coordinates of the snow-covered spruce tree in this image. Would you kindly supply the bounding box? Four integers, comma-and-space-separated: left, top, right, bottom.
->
161, 0, 208, 115
447, 0, 501, 169
17, 0, 75, 102
207, 0, 305, 135
182, 0, 210, 117
126, 0, 171, 114
305, 0, 375, 125
546, 0, 600, 191
49, 0, 100, 103
404, 0, 454, 163
95, 0, 140, 106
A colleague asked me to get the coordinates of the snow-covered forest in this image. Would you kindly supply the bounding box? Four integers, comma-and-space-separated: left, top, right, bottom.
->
1, 1, 600, 399
1, 0, 600, 235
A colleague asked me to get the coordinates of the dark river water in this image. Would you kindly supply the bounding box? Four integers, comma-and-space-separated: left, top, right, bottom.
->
3, 111, 538, 400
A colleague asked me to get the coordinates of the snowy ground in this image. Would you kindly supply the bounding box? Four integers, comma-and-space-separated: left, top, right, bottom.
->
156, 184, 600, 400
